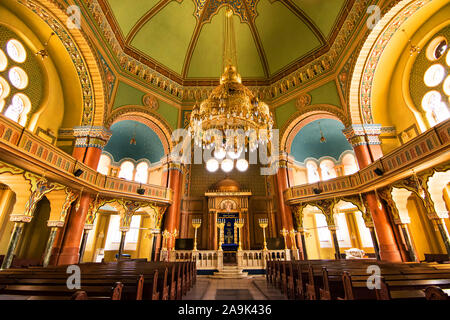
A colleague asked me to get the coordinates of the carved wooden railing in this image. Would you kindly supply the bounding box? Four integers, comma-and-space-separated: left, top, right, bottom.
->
0, 115, 173, 204
285, 119, 450, 204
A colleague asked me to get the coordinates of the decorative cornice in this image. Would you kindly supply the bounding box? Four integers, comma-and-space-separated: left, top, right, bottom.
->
81, 0, 371, 103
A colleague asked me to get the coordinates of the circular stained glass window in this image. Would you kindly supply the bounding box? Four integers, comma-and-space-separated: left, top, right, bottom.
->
6, 39, 26, 63
424, 64, 446, 87
426, 36, 448, 61
0, 76, 11, 99
8, 66, 28, 89
0, 50, 7, 72
444, 76, 450, 97
422, 91, 442, 110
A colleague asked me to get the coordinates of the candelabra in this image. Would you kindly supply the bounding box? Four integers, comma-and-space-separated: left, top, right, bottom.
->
280, 228, 289, 250
169, 229, 178, 251
217, 219, 225, 251
235, 218, 244, 251
161, 230, 170, 252
258, 218, 268, 250
192, 219, 202, 251
289, 229, 297, 250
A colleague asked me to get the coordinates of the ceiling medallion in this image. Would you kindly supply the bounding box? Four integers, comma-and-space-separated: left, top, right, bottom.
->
142, 93, 159, 111
296, 93, 312, 110
194, 0, 258, 24
189, 7, 274, 161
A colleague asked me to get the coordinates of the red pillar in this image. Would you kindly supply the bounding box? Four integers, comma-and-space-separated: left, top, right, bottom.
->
56, 126, 111, 264
365, 192, 402, 261
163, 162, 183, 250
274, 156, 295, 248
57, 194, 92, 265
343, 125, 402, 262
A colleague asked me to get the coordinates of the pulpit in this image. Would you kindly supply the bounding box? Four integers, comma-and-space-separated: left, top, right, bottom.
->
204, 178, 252, 251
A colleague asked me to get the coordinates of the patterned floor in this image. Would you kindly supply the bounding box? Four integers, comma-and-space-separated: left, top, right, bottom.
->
183, 276, 287, 300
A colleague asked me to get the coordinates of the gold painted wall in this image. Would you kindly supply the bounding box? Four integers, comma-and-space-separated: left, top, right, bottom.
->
372, 2, 450, 155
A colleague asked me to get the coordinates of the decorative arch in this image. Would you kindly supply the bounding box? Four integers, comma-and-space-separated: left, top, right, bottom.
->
280, 105, 349, 153
106, 106, 173, 155
17, 0, 107, 126
348, 0, 436, 125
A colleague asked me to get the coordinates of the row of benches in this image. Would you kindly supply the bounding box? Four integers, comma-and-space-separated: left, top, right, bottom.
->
0, 259, 196, 300
266, 259, 450, 300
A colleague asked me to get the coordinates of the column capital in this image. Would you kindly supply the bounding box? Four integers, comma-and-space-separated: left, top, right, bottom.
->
342, 124, 382, 147
47, 220, 64, 228
73, 126, 112, 149
10, 214, 32, 223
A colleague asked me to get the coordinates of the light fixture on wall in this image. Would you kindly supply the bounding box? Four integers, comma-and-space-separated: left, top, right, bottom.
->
130, 123, 137, 145
401, 29, 421, 56
318, 122, 326, 143
35, 32, 55, 60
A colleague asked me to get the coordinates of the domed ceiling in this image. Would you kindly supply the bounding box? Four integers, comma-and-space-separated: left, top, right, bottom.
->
290, 119, 352, 163
103, 120, 165, 163
100, 0, 351, 81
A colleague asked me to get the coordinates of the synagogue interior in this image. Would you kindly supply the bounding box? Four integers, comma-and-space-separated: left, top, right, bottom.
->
0, 0, 449, 301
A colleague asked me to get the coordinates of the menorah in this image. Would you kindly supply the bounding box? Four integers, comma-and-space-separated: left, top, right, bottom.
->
192, 218, 202, 251
289, 229, 297, 250
280, 228, 289, 250
235, 218, 244, 251
258, 218, 268, 250
217, 218, 225, 251
161, 229, 171, 251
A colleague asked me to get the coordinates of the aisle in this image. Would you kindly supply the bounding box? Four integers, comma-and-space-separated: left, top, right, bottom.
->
183, 276, 287, 300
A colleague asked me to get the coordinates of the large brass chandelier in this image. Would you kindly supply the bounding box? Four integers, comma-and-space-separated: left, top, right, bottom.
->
189, 8, 274, 169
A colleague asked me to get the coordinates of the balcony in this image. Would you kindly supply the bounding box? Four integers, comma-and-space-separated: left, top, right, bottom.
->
284, 119, 450, 204
0, 114, 173, 204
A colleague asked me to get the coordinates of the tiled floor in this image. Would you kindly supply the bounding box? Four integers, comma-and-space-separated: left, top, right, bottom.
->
183, 276, 287, 300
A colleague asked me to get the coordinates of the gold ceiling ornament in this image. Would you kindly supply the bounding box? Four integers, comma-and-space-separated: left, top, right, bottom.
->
189, 7, 274, 155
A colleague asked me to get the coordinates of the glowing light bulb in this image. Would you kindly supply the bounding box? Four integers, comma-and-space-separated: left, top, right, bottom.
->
206, 158, 219, 172
221, 159, 234, 173
236, 159, 249, 172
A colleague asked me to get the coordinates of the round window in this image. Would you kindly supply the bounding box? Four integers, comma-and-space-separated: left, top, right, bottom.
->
423, 64, 446, 87
6, 39, 27, 63
8, 66, 28, 89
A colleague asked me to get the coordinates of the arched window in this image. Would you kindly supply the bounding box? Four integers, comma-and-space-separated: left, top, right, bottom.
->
320, 159, 336, 181
4, 93, 31, 126
97, 154, 111, 175
1, 39, 32, 126
355, 211, 373, 248
334, 212, 351, 248
421, 36, 449, 126
306, 161, 320, 183
342, 153, 359, 175
315, 213, 332, 248
135, 162, 149, 184
118, 161, 134, 181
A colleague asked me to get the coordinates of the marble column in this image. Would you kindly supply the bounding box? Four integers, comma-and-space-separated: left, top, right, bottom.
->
399, 224, 418, 262
1, 222, 25, 270
368, 226, 381, 260
78, 227, 91, 263
329, 226, 341, 260
274, 154, 295, 248
117, 231, 127, 260
163, 160, 183, 250
42, 221, 64, 267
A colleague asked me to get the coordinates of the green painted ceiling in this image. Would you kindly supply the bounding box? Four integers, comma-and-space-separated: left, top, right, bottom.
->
103, 120, 165, 163
102, 0, 349, 80
290, 118, 352, 163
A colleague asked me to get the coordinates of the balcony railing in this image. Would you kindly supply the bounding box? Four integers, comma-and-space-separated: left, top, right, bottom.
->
285, 119, 450, 203
0, 115, 173, 204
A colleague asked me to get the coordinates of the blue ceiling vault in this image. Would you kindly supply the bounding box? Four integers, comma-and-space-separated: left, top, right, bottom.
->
290, 118, 352, 163
103, 120, 164, 163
